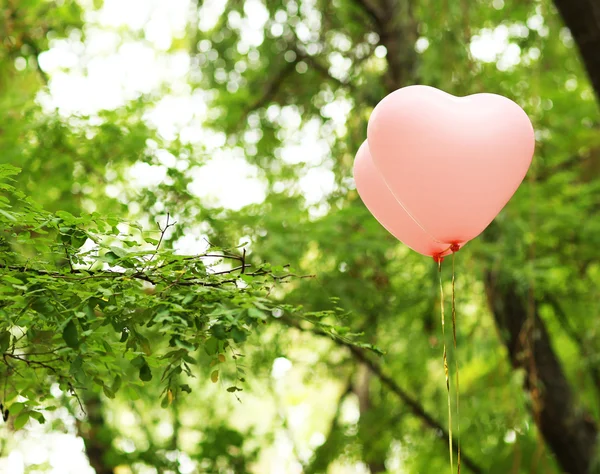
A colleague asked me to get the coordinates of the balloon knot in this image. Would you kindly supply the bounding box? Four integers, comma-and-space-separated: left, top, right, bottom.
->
450, 243, 460, 253
433, 254, 444, 264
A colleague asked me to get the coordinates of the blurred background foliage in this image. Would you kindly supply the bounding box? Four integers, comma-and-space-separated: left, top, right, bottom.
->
1, 0, 600, 472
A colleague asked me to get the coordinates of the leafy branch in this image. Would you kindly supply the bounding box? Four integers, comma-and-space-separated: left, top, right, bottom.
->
0, 164, 366, 430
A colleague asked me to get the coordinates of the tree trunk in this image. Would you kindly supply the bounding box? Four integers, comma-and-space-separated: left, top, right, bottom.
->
355, 364, 387, 473
485, 270, 598, 474
552, 0, 600, 102
77, 393, 114, 474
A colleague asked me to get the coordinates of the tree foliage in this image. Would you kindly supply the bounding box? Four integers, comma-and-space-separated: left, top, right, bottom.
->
1, 0, 600, 473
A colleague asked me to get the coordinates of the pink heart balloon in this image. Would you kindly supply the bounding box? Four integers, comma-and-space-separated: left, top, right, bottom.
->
367, 85, 535, 244
353, 141, 459, 258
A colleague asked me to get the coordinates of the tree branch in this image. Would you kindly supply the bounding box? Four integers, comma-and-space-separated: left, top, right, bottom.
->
77, 393, 113, 474
144, 213, 176, 267
0, 251, 266, 288
280, 315, 484, 474
349, 0, 385, 29
294, 48, 351, 91
553, 0, 600, 103
243, 61, 297, 116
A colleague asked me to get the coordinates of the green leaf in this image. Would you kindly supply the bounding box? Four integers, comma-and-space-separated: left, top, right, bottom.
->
139, 361, 152, 382
182, 293, 196, 305
174, 338, 195, 351
109, 246, 128, 258
231, 327, 247, 343
204, 337, 219, 355
124, 385, 141, 401
248, 307, 267, 321
62, 320, 79, 348
13, 411, 30, 430
240, 274, 253, 284
103, 251, 119, 264
210, 324, 227, 340
9, 403, 25, 416
71, 229, 88, 248
0, 330, 11, 353
180, 384, 192, 394
161, 393, 170, 408
211, 370, 219, 383
101, 339, 113, 354
112, 375, 122, 393
70, 355, 83, 376
130, 355, 146, 368
29, 411, 46, 424
2, 275, 23, 285
138, 334, 152, 355
103, 385, 115, 399
0, 164, 21, 180
0, 208, 16, 221
56, 210, 76, 222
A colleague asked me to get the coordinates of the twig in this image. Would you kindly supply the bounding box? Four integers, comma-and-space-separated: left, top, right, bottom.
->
2, 353, 86, 415
211, 264, 252, 275
68, 382, 86, 415
12, 347, 68, 356
0, 260, 310, 291
63, 244, 74, 272
153, 252, 245, 271
144, 213, 177, 268
2, 355, 24, 378
4, 353, 60, 373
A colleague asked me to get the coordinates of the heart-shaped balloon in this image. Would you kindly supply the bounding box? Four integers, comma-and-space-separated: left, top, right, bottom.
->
353, 141, 460, 258
367, 85, 535, 244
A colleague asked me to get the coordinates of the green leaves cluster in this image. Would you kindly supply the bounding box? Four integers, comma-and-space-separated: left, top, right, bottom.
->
3, 0, 600, 471
1, 164, 366, 429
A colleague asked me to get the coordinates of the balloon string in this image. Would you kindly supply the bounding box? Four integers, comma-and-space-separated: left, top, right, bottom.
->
438, 260, 454, 474
452, 251, 461, 474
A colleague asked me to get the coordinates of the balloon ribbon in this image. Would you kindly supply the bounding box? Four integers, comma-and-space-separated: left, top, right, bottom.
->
437, 250, 461, 474
438, 259, 453, 474
452, 251, 461, 474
